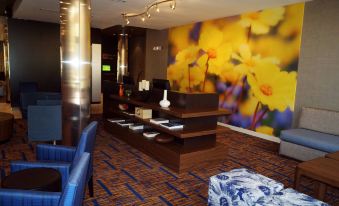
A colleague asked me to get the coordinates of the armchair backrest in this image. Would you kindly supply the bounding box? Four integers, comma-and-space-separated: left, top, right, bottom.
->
71, 121, 98, 172
37, 99, 62, 106
19, 82, 38, 93
27, 105, 62, 142
59, 152, 90, 206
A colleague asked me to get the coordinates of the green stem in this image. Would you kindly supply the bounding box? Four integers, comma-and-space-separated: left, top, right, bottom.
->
253, 107, 268, 129
188, 64, 191, 92
247, 26, 252, 43
250, 101, 260, 130
202, 57, 210, 92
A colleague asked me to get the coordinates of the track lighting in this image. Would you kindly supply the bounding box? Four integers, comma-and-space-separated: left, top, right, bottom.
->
121, 0, 176, 25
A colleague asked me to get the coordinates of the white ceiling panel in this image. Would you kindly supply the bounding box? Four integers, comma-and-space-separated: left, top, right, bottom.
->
13, 0, 311, 29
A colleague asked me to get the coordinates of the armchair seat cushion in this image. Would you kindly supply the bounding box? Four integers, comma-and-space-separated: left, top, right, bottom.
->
208, 168, 284, 206
280, 129, 339, 153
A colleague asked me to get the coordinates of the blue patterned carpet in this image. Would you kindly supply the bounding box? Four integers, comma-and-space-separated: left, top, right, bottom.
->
1, 118, 338, 206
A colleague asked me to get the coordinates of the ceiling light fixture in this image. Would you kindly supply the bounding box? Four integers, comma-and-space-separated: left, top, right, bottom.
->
122, 0, 176, 25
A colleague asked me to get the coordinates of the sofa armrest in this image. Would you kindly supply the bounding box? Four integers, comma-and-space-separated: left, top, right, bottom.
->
0, 188, 61, 206
10, 161, 71, 188
36, 144, 76, 162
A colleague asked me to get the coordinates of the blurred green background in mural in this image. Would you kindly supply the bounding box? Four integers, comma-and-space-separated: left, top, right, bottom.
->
167, 3, 304, 137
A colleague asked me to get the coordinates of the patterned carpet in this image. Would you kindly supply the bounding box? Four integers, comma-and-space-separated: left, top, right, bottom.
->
0, 118, 338, 206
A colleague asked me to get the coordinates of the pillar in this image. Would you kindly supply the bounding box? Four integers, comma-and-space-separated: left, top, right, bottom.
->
60, 0, 91, 146
117, 30, 128, 83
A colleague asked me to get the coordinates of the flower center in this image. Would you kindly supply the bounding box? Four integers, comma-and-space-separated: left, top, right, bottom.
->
249, 13, 260, 20
207, 49, 217, 59
260, 84, 273, 96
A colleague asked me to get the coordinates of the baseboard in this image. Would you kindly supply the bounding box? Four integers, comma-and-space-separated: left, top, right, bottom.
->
217, 122, 281, 143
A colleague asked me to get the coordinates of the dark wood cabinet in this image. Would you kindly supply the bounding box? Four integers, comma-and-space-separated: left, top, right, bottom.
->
103, 89, 231, 173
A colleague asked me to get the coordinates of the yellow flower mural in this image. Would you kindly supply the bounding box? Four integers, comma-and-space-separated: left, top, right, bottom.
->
256, 126, 274, 136
240, 7, 285, 34
167, 3, 304, 137
232, 44, 279, 75
247, 62, 297, 112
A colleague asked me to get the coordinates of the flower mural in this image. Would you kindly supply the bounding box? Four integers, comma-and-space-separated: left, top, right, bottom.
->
167, 3, 304, 137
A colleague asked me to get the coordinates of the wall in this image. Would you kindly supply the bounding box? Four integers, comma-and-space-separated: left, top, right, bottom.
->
145, 29, 168, 81
8, 19, 102, 105
129, 35, 146, 83
166, 4, 304, 137
8, 19, 60, 105
294, 0, 339, 124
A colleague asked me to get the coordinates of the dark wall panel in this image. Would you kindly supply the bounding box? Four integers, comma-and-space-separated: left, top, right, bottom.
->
8, 19, 60, 105
8, 19, 102, 105
128, 35, 146, 84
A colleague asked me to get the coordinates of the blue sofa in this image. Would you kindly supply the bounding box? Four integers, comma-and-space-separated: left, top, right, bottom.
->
0, 152, 90, 206
20, 92, 61, 119
280, 107, 339, 161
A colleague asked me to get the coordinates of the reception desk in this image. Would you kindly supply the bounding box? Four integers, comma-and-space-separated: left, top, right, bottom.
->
103, 89, 231, 173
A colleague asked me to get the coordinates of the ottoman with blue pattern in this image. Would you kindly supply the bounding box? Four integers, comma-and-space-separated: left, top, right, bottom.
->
208, 168, 284, 206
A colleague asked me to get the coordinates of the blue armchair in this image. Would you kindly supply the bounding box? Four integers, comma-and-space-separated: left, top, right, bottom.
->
11, 121, 98, 196
27, 104, 62, 142
0, 152, 90, 206
20, 92, 61, 119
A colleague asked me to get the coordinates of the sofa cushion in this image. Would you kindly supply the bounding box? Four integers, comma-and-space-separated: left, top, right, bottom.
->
299, 107, 339, 136
262, 188, 329, 206
208, 168, 284, 206
280, 129, 339, 153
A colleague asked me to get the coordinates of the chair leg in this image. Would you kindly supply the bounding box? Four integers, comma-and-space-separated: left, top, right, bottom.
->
88, 175, 94, 197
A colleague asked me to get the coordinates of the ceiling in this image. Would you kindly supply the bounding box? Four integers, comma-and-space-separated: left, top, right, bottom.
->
13, 0, 310, 30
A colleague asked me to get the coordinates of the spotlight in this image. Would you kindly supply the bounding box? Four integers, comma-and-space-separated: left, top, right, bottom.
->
141, 16, 145, 22
156, 4, 160, 12
170, 1, 176, 10
147, 12, 151, 18
126, 18, 130, 24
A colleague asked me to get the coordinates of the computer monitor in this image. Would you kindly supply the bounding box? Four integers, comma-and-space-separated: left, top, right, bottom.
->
152, 79, 171, 90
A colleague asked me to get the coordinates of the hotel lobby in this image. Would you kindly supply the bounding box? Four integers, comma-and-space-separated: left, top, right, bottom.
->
0, 0, 338, 205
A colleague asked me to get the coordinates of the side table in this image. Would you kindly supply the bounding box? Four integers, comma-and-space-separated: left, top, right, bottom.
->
325, 151, 339, 161
294, 157, 339, 200
1, 168, 61, 192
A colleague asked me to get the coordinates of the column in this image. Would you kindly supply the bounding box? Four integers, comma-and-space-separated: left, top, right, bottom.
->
117, 30, 128, 83
60, 0, 91, 146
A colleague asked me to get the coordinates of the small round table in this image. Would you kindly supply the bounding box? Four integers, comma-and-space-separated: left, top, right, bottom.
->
1, 168, 62, 192
0, 112, 14, 143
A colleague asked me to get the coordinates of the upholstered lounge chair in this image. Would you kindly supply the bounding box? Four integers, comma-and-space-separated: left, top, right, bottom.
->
10, 121, 98, 197
0, 152, 90, 206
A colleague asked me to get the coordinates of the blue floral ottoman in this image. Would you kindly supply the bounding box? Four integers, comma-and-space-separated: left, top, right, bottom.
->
208, 168, 284, 206
208, 168, 329, 206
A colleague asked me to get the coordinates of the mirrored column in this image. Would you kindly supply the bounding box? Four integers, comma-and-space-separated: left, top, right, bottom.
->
60, 0, 91, 146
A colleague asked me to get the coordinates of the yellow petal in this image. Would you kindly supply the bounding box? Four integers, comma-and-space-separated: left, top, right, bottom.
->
259, 7, 285, 26
239, 44, 252, 60
251, 21, 269, 34
198, 27, 223, 51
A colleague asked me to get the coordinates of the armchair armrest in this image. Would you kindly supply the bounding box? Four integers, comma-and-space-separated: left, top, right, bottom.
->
36, 144, 76, 162
10, 161, 71, 189
0, 188, 61, 206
